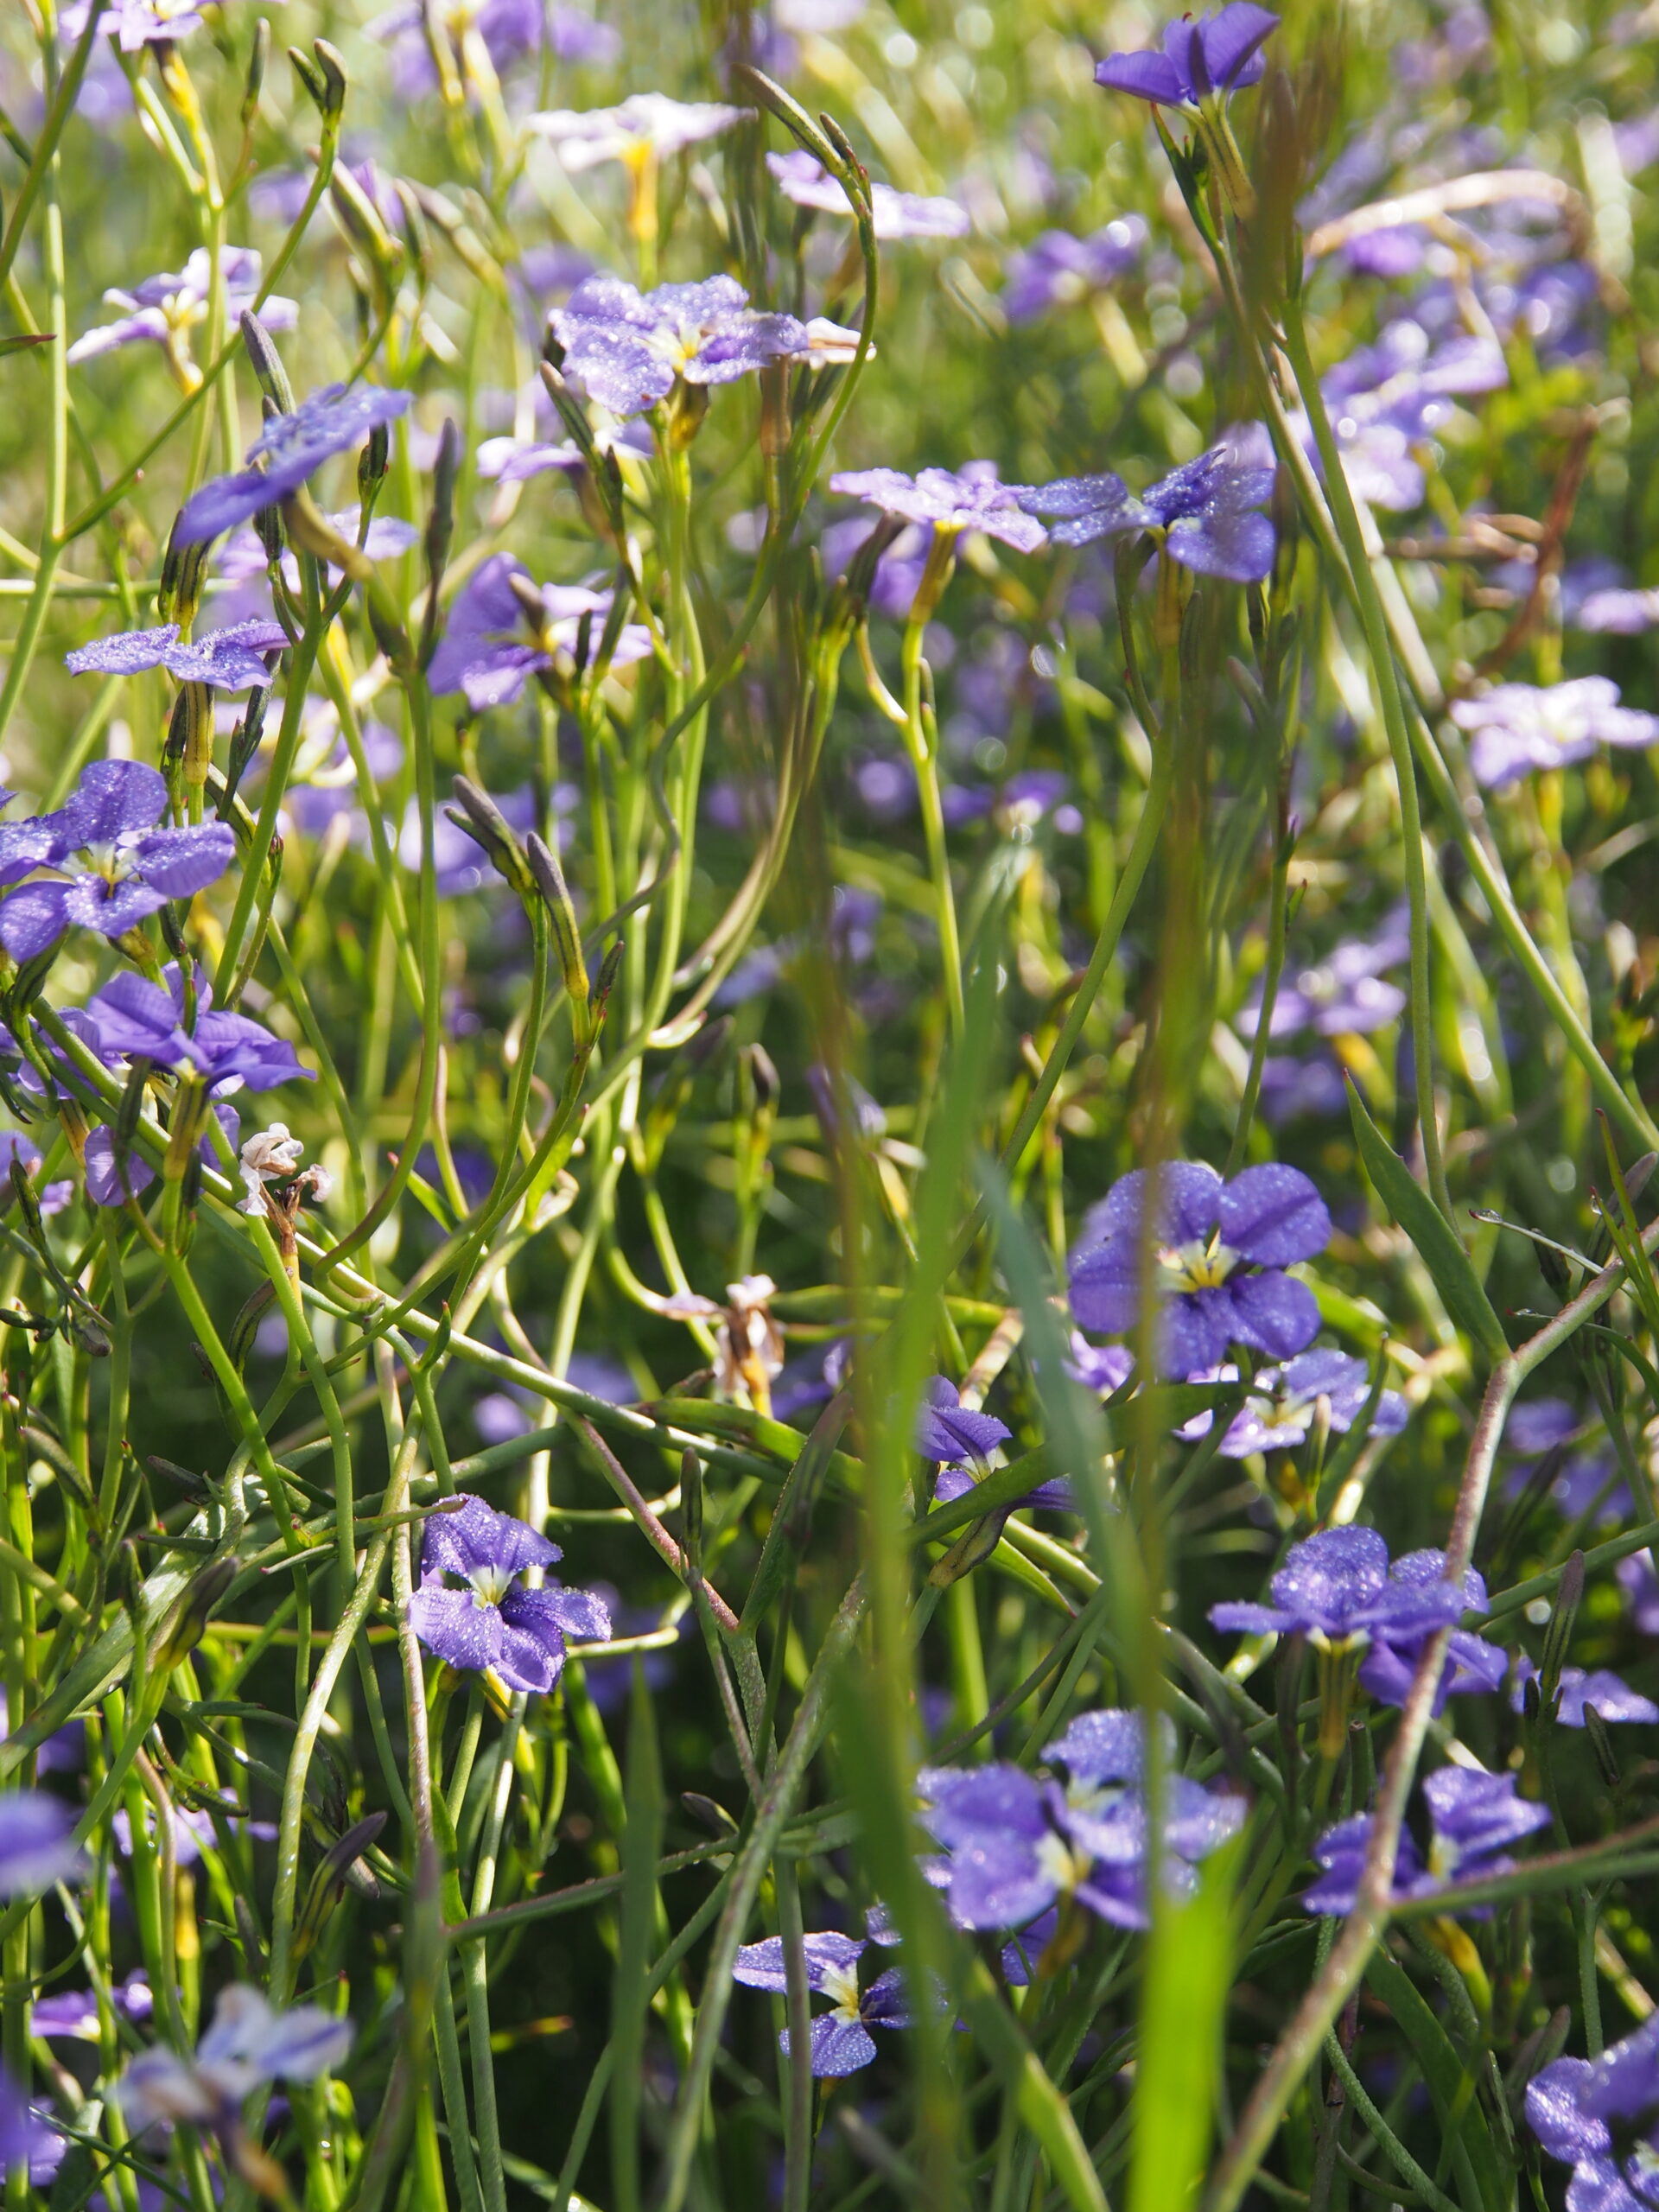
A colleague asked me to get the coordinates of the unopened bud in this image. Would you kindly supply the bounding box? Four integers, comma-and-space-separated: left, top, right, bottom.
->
359, 419, 392, 505
146, 1453, 213, 1504
156, 1557, 236, 1670
238, 309, 296, 416
525, 833, 588, 1003
594, 936, 625, 1015
241, 18, 270, 124
220, 685, 270, 817
312, 38, 347, 123
420, 420, 461, 665
448, 776, 532, 894
157, 520, 210, 626
164, 680, 215, 791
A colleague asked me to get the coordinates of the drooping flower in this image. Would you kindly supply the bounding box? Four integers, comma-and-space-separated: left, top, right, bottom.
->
64, 620, 288, 691
1001, 221, 1147, 324
1306, 1767, 1551, 1915
407, 1493, 609, 1694
0, 1789, 81, 1895
1094, 5, 1279, 108
547, 275, 809, 421
0, 762, 236, 962
175, 385, 413, 548
428, 554, 651, 710
732, 1932, 918, 2075
1528, 2013, 1659, 2212
1068, 1161, 1330, 1376
1450, 678, 1659, 791
67, 248, 296, 384
830, 465, 1046, 554
1179, 1348, 1408, 1459
84, 965, 311, 1096
530, 94, 747, 170
919, 1709, 1243, 1933
1510, 1660, 1659, 1727
118, 1984, 351, 2129
235, 1124, 329, 1219
1018, 442, 1274, 582
766, 150, 969, 241
1237, 921, 1409, 1040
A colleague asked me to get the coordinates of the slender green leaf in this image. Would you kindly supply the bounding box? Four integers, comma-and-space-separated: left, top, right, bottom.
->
1129, 1837, 1240, 2212
1348, 1082, 1509, 1362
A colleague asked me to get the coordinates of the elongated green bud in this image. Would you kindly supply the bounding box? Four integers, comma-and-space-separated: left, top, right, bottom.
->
155, 1558, 236, 1671
448, 776, 533, 895
242, 18, 270, 124
526, 832, 588, 1005
239, 308, 296, 414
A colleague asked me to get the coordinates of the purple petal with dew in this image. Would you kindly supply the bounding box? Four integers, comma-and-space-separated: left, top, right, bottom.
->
1265, 1525, 1391, 1631
54, 759, 168, 847
84, 1127, 157, 1207
64, 624, 179, 677
918, 1764, 1048, 1847
1220, 1164, 1332, 1263
406, 1584, 508, 1675
1525, 2057, 1608, 2165
1164, 508, 1275, 582
0, 882, 72, 960
62, 874, 168, 939
1001, 1908, 1059, 1986
421, 1492, 559, 1582
493, 1611, 569, 1694
1155, 1288, 1237, 1377
1226, 1269, 1322, 1360
175, 467, 282, 547
0, 824, 67, 890
860, 1967, 916, 2026
916, 1377, 1011, 1462
1066, 1236, 1142, 1334
1085, 1161, 1224, 1246
519, 1583, 611, 1643
793, 2013, 878, 2076
1045, 1708, 1154, 1785
1072, 1862, 1151, 1929
166, 620, 289, 689
1208, 1599, 1295, 1635
459, 647, 553, 713
129, 822, 236, 899
556, 327, 675, 418
944, 1830, 1057, 1931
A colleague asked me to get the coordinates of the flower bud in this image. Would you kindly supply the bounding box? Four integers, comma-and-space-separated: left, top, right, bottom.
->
238, 309, 296, 416
164, 680, 215, 791
358, 419, 392, 505
447, 776, 533, 896
312, 38, 348, 123
241, 17, 270, 124
157, 519, 210, 627
525, 833, 588, 1005
155, 1557, 237, 1672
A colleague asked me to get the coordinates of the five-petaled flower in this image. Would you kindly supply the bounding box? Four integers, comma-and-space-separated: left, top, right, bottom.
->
68, 248, 296, 389
1094, 4, 1279, 109
1068, 1161, 1330, 1377
1178, 1348, 1408, 1459
733, 1932, 919, 2075
1528, 2012, 1659, 2212
1306, 1768, 1550, 1915
1450, 677, 1659, 791
1211, 1526, 1467, 1657
85, 963, 312, 1096
1510, 1658, 1659, 1727
547, 276, 808, 421
0, 761, 236, 962
65, 619, 288, 692
919, 1709, 1243, 1934
176, 384, 413, 548
407, 1492, 610, 1694
1238, 919, 1409, 1041
830, 465, 1047, 554
429, 553, 652, 710
767, 150, 969, 242
1019, 442, 1275, 582
117, 1984, 352, 2129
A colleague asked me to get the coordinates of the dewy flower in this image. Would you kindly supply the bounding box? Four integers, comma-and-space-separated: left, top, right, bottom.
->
65, 619, 288, 691
407, 1492, 609, 1694
1068, 1161, 1330, 1376
1179, 1348, 1408, 1459
175, 384, 413, 548
1002, 221, 1147, 324
429, 553, 651, 710
1019, 442, 1274, 582
1095, 4, 1279, 108
733, 1932, 918, 2076
1237, 920, 1409, 1040
68, 248, 296, 387
118, 1984, 351, 2130
0, 761, 236, 962
530, 93, 746, 170
1529, 2012, 1659, 2212
1306, 1768, 1550, 1915
1211, 1526, 1470, 1657
766, 149, 969, 241
1510, 1659, 1659, 1727
0, 1789, 82, 1896
1451, 677, 1659, 791
548, 275, 809, 421
830, 465, 1047, 554
919, 1709, 1243, 1933
85, 964, 312, 1096
1353, 1550, 1508, 1713
916, 1376, 1011, 1467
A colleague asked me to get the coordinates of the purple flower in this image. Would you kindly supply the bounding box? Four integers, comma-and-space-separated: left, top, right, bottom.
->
1210, 1526, 1467, 1651
732, 1932, 918, 2076
0, 1132, 72, 1217
84, 964, 311, 1096
62, 0, 212, 49
175, 384, 413, 548
407, 1493, 609, 1694
830, 464, 1046, 555
0, 762, 235, 961
1306, 1767, 1551, 1915
0, 1790, 81, 1895
67, 247, 296, 372
428, 555, 650, 710
1450, 677, 1659, 791
1258, 1053, 1348, 1126
1354, 1551, 1508, 1714
766, 151, 969, 241
476, 435, 585, 486
547, 275, 808, 422
84, 1106, 239, 1210
1019, 441, 1274, 582
1528, 2013, 1659, 2212
1002, 221, 1147, 323
1238, 924, 1408, 1040
919, 1709, 1243, 1933
118, 1985, 351, 2130
530, 94, 746, 169
64, 619, 287, 691
1095, 4, 1278, 107
1068, 1160, 1329, 1376
1510, 1660, 1659, 1727
1301, 321, 1508, 513
374, 0, 620, 94
915, 1377, 1011, 1466
1619, 1553, 1659, 1638
0, 2066, 53, 2184
35, 1972, 153, 2042
1181, 1348, 1408, 1459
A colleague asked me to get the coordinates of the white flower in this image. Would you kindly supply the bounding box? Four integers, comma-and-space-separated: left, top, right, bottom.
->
237, 1124, 304, 1215
530, 93, 746, 170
